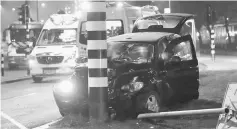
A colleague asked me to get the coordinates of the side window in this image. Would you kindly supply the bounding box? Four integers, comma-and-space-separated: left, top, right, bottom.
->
106, 20, 123, 38
180, 20, 192, 37
172, 41, 193, 61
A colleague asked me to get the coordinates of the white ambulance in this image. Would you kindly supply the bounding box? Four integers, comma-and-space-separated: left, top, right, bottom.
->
28, 2, 157, 83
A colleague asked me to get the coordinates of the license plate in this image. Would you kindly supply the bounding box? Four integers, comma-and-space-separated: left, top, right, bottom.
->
43, 69, 56, 75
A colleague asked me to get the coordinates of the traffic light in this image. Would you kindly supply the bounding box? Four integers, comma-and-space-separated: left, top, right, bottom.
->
206, 5, 212, 25
17, 4, 31, 24
25, 5, 30, 23
18, 5, 26, 24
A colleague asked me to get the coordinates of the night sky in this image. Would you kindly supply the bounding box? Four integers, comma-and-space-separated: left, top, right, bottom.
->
1, 1, 237, 33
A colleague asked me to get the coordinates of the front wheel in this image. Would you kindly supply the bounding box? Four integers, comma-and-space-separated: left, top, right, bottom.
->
32, 76, 43, 83
136, 91, 161, 114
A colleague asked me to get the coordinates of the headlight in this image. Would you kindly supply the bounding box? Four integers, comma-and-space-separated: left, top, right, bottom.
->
54, 81, 74, 93
28, 55, 36, 60
121, 76, 144, 92
28, 55, 36, 66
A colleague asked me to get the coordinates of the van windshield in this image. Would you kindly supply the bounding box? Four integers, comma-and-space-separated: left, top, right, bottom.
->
133, 15, 184, 32
37, 29, 77, 46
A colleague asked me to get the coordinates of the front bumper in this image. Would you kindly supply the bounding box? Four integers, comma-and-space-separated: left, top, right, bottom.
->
29, 63, 75, 77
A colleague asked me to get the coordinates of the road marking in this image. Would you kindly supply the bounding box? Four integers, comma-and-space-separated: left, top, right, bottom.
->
2, 93, 36, 100
1, 111, 28, 129
15, 93, 36, 99
32, 118, 63, 129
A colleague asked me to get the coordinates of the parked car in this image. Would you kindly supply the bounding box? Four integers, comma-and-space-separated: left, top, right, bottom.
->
53, 14, 200, 117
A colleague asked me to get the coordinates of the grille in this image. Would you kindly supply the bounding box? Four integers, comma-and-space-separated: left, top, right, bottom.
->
37, 56, 64, 64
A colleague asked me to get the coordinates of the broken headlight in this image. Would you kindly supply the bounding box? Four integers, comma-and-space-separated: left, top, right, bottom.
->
121, 76, 144, 92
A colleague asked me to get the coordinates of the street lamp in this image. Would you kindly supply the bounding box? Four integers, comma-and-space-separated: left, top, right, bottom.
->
41, 3, 45, 8
81, 2, 90, 11
12, 8, 16, 11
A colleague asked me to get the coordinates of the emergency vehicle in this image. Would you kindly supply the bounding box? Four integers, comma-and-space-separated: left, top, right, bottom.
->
3, 21, 43, 69
199, 22, 237, 50
28, 2, 157, 83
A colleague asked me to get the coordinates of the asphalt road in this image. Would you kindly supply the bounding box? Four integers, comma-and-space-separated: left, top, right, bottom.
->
1, 76, 69, 129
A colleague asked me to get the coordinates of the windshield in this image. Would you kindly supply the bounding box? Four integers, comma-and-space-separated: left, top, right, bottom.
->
37, 29, 77, 46
79, 20, 123, 45
108, 42, 154, 64
133, 15, 184, 32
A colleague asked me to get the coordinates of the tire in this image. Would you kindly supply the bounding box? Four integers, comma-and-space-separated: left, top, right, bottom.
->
136, 91, 161, 114
32, 76, 43, 83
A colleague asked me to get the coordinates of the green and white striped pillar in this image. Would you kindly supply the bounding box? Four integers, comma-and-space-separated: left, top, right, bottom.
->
86, 1, 108, 121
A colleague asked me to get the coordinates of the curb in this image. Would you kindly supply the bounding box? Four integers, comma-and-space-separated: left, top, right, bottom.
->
1, 76, 32, 84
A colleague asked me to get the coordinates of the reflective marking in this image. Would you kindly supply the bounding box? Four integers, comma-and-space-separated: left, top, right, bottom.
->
87, 40, 107, 50
88, 59, 107, 68
1, 111, 28, 129
88, 77, 108, 87
86, 21, 106, 31
85, 2, 106, 12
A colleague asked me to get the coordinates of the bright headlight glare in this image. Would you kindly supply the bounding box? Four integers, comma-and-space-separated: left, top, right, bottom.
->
56, 81, 74, 93
121, 81, 144, 92
130, 82, 144, 92
29, 60, 36, 66
28, 55, 36, 60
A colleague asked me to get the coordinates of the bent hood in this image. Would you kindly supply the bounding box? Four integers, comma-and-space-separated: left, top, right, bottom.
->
30, 45, 77, 57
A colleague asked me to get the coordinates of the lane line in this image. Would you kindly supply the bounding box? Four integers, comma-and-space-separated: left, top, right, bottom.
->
1, 111, 28, 129
2, 93, 36, 100
32, 118, 63, 129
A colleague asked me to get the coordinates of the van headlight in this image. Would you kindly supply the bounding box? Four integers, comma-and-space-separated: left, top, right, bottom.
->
54, 81, 74, 93
121, 76, 144, 92
28, 55, 37, 66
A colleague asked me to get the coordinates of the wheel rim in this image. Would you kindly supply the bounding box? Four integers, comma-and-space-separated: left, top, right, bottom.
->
146, 95, 159, 112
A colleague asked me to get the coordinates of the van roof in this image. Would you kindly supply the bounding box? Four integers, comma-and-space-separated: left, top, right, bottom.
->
43, 14, 79, 29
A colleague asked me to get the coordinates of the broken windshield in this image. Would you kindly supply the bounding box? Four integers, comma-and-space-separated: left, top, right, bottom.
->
108, 42, 154, 64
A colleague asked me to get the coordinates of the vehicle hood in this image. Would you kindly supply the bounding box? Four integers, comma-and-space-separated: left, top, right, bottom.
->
30, 45, 77, 57
108, 32, 174, 43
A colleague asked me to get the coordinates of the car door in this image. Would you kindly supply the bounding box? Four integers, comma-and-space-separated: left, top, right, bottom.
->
164, 34, 199, 102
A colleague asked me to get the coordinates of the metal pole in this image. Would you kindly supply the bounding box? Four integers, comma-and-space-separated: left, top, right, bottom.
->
137, 108, 229, 119
169, 0, 171, 13
36, 0, 39, 21
87, 1, 108, 122
1, 52, 4, 76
